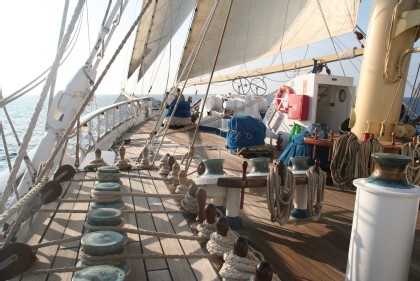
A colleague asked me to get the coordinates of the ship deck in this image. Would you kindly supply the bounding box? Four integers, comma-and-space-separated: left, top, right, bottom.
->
9, 119, 420, 281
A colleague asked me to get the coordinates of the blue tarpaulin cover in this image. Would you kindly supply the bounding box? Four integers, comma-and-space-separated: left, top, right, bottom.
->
226, 116, 266, 152
279, 130, 330, 168
167, 99, 191, 118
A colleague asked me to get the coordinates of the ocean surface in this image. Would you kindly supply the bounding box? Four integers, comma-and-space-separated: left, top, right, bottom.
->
0, 95, 416, 172
0, 93, 205, 172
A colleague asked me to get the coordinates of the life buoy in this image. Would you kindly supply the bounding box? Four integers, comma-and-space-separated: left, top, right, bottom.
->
274, 85, 294, 113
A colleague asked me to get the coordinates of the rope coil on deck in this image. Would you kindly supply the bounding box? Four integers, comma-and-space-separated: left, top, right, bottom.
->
79, 248, 127, 266
267, 162, 295, 225
197, 220, 217, 239
180, 192, 198, 214
206, 231, 238, 256
219, 250, 263, 281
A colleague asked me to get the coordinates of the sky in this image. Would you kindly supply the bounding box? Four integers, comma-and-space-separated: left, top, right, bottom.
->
0, 0, 419, 99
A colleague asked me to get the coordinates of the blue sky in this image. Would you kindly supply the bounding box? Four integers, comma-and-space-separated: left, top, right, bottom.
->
0, 0, 418, 98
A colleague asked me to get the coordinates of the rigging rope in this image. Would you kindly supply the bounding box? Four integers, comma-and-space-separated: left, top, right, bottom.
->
0, 0, 86, 215
0, 0, 153, 229
266, 161, 295, 225
148, 0, 219, 166
316, 0, 356, 107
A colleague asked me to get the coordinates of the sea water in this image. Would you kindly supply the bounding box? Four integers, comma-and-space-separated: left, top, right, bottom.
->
0, 94, 120, 172
0, 93, 207, 172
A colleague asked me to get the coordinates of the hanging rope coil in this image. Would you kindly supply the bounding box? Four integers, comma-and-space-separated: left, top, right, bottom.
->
330, 132, 359, 189
401, 142, 420, 185
306, 167, 327, 221
358, 137, 383, 178
267, 161, 295, 225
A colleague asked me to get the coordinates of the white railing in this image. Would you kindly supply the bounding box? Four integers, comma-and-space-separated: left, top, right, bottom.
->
69, 97, 159, 155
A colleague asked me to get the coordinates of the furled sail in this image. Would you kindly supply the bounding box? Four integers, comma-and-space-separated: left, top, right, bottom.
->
178, 0, 360, 80
127, 0, 196, 80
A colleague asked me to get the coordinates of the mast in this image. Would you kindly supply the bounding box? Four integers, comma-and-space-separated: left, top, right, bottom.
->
350, 0, 420, 141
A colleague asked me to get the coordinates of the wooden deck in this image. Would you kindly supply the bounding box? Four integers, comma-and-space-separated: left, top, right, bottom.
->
159, 121, 420, 281
7, 119, 420, 280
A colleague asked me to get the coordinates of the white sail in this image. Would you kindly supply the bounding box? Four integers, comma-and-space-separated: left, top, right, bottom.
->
127, 0, 196, 80
178, 0, 360, 80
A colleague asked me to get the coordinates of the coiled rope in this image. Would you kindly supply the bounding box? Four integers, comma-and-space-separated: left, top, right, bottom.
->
306, 166, 327, 221
0, 0, 153, 230
197, 220, 217, 239
206, 231, 238, 256
330, 132, 359, 189
219, 250, 263, 281
267, 162, 295, 225
358, 137, 383, 178
401, 142, 420, 185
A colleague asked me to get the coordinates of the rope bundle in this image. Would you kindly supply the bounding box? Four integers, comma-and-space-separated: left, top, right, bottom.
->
85, 157, 107, 171
206, 231, 238, 256
197, 221, 217, 239
219, 250, 262, 281
358, 138, 383, 178
330, 132, 359, 189
401, 142, 420, 185
267, 162, 295, 225
78, 248, 126, 267
180, 192, 198, 214
306, 167, 327, 221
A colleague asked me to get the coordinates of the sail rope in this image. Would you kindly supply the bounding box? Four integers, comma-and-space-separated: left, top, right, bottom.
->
176, 0, 232, 172
401, 142, 420, 185
0, 0, 153, 229
266, 161, 295, 225
0, 0, 86, 215
148, 0, 219, 166
306, 166, 326, 221
358, 137, 383, 178
330, 132, 359, 189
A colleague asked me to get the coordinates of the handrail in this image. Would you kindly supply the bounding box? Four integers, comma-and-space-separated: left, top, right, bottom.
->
73, 98, 156, 152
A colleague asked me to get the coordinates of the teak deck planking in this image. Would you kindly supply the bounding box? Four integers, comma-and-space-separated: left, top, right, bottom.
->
8, 119, 420, 281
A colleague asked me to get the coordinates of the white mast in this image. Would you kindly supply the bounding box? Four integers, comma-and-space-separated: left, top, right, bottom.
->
350, 0, 420, 140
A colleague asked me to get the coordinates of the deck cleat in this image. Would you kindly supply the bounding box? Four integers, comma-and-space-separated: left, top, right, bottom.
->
72, 265, 126, 281
81, 230, 126, 256
0, 243, 36, 280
